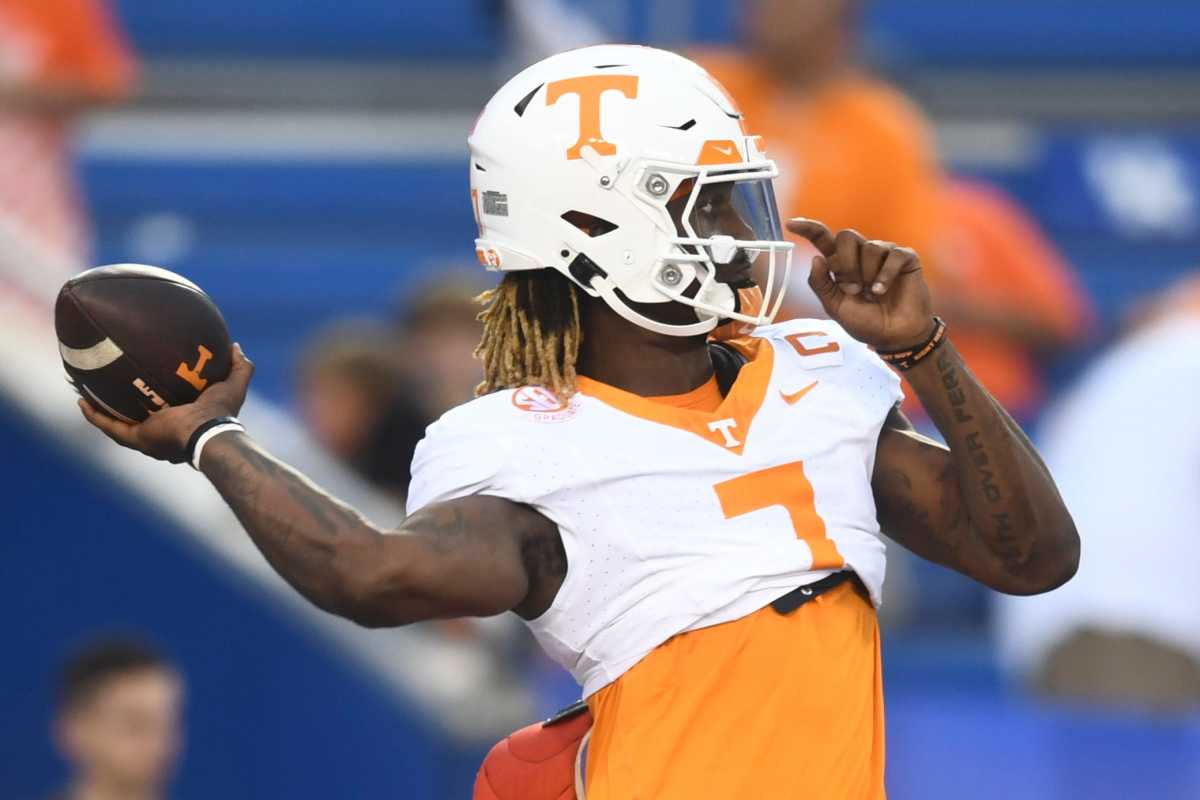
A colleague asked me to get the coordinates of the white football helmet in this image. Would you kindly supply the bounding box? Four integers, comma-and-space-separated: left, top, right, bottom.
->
469, 44, 793, 337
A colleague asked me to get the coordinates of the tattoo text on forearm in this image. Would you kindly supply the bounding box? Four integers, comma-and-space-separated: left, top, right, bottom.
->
933, 348, 1025, 568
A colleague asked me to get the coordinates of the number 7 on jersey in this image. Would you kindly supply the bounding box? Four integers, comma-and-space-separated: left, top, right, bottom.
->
713, 461, 845, 571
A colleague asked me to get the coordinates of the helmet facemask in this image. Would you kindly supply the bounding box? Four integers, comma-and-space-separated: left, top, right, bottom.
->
583, 157, 794, 338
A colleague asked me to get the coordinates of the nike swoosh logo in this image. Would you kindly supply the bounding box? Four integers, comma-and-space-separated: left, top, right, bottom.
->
780, 380, 819, 405
713, 144, 734, 155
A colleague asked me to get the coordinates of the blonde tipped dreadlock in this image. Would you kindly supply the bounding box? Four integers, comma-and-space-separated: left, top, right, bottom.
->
475, 270, 583, 399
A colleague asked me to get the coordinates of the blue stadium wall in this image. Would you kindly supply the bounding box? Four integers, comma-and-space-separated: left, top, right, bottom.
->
111, 0, 1200, 68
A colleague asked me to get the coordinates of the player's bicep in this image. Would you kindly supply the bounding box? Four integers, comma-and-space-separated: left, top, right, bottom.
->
388, 495, 557, 622
393, 496, 532, 619
871, 407, 977, 573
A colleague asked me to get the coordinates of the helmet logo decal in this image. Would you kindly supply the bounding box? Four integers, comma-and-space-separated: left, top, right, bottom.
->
476, 246, 502, 268
545, 74, 639, 160
697, 139, 743, 165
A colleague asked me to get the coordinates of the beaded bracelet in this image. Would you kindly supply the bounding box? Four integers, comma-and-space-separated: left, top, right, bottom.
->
876, 317, 947, 371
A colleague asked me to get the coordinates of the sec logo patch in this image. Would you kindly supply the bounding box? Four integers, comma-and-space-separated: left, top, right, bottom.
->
512, 386, 577, 422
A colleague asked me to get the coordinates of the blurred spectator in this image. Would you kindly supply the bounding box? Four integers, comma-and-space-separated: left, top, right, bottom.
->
922, 178, 1094, 423
996, 274, 1200, 711
53, 638, 182, 800
0, 0, 136, 276
296, 277, 485, 499
694, 0, 945, 313
393, 275, 489, 419
295, 319, 427, 499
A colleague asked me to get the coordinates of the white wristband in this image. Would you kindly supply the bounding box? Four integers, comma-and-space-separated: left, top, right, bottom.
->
190, 421, 245, 471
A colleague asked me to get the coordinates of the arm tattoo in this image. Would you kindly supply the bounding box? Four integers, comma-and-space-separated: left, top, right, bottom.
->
200, 434, 549, 622
874, 460, 964, 570
520, 525, 568, 584
932, 348, 1029, 569
412, 500, 564, 583
201, 432, 376, 611
414, 504, 468, 546
223, 442, 363, 535
926, 347, 1032, 573
877, 339, 1079, 593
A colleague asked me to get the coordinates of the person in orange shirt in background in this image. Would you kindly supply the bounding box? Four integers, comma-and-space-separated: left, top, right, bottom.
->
695, 0, 945, 315
0, 0, 136, 280
930, 179, 1094, 424
695, 0, 1092, 423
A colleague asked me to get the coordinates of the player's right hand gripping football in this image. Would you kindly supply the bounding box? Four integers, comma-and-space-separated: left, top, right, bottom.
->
78, 344, 255, 464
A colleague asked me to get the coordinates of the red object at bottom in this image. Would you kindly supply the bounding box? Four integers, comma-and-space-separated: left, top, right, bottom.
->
473, 704, 593, 800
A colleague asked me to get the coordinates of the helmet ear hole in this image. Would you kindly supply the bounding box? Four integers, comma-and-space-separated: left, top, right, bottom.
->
561, 211, 619, 238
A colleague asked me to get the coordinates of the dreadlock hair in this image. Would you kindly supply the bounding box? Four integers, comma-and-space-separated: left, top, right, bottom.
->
475, 269, 583, 399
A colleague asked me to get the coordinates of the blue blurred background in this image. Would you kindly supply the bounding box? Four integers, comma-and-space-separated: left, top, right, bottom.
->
2, 1, 1198, 798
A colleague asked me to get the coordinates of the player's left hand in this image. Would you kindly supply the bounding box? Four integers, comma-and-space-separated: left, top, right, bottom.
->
787, 219, 935, 351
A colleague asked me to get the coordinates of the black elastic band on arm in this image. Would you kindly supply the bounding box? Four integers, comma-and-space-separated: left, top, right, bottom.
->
185, 416, 240, 463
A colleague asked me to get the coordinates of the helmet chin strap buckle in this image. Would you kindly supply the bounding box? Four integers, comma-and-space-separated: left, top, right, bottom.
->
566, 251, 608, 296
708, 235, 738, 264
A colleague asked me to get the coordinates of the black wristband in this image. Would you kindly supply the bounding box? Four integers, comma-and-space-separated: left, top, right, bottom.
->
877, 317, 947, 371
185, 416, 241, 469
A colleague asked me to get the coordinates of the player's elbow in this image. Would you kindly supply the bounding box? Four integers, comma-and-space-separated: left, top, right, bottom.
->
993, 521, 1081, 596
1031, 516, 1081, 594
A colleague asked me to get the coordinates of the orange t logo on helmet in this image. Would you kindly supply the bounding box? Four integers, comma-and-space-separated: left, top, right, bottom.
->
546, 74, 639, 160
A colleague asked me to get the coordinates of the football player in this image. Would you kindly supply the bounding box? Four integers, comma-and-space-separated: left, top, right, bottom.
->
80, 45, 1079, 799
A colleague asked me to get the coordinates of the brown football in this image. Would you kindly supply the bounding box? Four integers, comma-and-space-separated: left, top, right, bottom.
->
55, 264, 233, 422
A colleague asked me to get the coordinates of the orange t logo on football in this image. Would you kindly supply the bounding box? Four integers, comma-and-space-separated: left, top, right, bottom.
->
545, 74, 638, 160
177, 345, 213, 391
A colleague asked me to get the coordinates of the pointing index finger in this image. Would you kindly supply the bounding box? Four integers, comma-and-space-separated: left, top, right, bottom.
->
786, 218, 836, 258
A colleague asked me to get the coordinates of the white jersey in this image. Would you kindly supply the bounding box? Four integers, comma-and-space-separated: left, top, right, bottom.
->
406, 319, 902, 697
